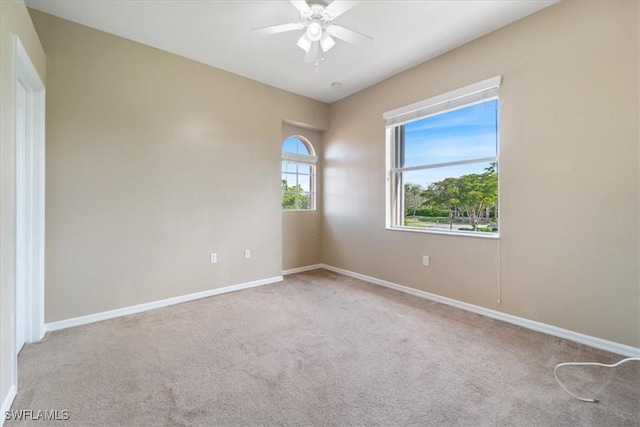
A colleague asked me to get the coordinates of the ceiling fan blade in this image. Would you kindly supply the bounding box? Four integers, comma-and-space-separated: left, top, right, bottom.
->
305, 41, 319, 63
253, 22, 303, 36
290, 0, 311, 13
324, 1, 358, 18
326, 24, 372, 47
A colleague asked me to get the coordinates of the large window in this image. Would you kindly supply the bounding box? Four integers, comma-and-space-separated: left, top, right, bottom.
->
384, 77, 501, 236
281, 136, 317, 210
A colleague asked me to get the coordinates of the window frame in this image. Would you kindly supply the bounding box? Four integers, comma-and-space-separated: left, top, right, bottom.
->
281, 135, 317, 212
383, 76, 502, 238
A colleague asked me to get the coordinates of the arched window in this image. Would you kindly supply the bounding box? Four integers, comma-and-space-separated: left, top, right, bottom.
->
281, 136, 317, 210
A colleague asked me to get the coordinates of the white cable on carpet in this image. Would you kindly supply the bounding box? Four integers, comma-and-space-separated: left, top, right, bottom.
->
553, 357, 640, 402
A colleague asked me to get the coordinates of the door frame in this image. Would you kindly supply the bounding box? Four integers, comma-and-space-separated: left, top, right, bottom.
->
13, 34, 45, 364
15, 76, 27, 356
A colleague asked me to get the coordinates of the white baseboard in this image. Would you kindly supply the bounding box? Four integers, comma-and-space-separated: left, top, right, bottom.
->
42, 264, 640, 357
321, 264, 640, 358
282, 264, 323, 276
46, 276, 283, 332
1, 384, 17, 427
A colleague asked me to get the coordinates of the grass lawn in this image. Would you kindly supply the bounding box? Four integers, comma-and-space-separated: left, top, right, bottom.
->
404, 216, 496, 232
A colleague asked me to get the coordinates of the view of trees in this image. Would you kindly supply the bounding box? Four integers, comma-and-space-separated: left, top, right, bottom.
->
405, 163, 498, 231
282, 179, 310, 210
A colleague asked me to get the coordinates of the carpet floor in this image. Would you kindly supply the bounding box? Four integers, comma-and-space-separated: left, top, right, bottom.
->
7, 269, 640, 426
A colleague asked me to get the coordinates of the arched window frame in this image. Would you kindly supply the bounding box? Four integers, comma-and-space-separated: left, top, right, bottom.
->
281, 136, 317, 211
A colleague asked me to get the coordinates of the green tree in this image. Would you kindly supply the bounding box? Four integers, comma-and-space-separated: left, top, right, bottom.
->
422, 177, 461, 230
404, 183, 425, 217
484, 162, 499, 222
455, 171, 497, 230
282, 179, 310, 210
420, 166, 497, 231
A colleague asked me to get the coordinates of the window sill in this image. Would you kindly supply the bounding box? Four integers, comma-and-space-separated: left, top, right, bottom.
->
386, 226, 499, 239
282, 209, 316, 213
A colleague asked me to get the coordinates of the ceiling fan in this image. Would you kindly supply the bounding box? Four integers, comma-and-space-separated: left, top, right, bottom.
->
253, 1, 372, 65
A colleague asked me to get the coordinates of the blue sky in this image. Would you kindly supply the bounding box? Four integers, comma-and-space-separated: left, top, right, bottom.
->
282, 136, 309, 154
282, 136, 313, 191
402, 99, 498, 187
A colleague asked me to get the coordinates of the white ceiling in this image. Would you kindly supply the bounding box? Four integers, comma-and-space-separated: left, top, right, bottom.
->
26, 0, 558, 104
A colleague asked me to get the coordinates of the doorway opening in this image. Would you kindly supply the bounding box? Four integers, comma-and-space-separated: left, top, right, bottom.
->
13, 35, 45, 364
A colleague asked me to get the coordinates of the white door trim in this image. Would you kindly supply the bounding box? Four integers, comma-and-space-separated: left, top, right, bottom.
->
15, 79, 27, 356
13, 35, 45, 354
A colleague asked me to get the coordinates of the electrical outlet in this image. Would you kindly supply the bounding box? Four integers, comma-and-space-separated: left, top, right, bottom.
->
210, 253, 217, 264
422, 255, 430, 267
244, 249, 251, 259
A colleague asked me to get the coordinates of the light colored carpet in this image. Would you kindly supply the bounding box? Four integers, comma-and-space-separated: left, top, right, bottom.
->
8, 269, 640, 426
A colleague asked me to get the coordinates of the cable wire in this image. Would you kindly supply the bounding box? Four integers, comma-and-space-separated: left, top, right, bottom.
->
553, 357, 640, 403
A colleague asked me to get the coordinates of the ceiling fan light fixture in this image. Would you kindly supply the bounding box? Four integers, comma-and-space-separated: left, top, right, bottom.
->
253, 0, 372, 67
296, 33, 312, 52
306, 19, 323, 42
320, 32, 335, 52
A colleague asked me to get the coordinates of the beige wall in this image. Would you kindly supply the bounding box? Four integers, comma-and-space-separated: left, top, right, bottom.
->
28, 10, 328, 323
323, 0, 640, 347
0, 0, 46, 412
281, 123, 323, 271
